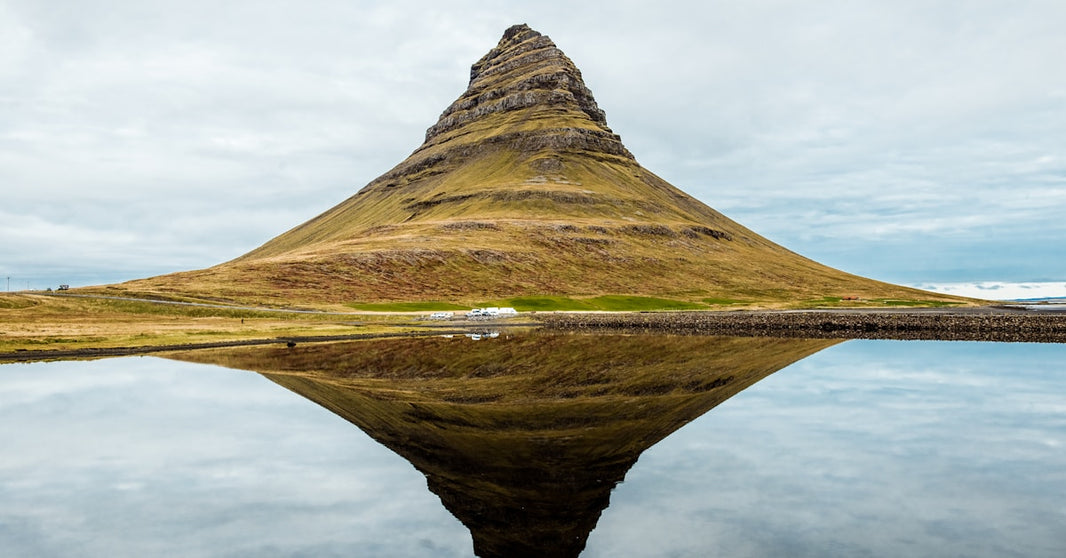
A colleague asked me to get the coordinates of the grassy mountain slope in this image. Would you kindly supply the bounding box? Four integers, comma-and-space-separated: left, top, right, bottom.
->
111, 24, 970, 309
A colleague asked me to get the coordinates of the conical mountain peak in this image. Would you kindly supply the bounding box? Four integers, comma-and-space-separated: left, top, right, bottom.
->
415, 23, 626, 156
122, 25, 962, 308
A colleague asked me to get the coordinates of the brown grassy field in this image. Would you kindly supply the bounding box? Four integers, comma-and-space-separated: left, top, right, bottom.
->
0, 286, 982, 357
0, 292, 421, 355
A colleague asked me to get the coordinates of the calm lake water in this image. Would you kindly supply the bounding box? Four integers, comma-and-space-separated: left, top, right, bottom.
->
1, 334, 1064, 557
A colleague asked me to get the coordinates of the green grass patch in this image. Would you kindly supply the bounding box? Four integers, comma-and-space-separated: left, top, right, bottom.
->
346, 301, 472, 312
480, 295, 706, 312
585, 295, 706, 311
702, 297, 749, 305
793, 296, 968, 309
480, 296, 599, 311
876, 299, 965, 307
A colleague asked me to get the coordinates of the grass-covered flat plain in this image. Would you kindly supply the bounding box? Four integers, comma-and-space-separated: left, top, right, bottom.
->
0, 292, 424, 356
1, 288, 987, 357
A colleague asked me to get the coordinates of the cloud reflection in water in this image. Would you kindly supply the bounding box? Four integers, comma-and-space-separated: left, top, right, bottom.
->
1, 336, 1064, 557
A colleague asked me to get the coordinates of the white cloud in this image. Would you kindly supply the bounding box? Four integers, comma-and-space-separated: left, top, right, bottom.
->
0, 357, 473, 556
915, 281, 1066, 301
2, 0, 1064, 286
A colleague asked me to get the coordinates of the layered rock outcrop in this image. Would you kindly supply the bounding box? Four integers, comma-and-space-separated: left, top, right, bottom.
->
366, 24, 633, 192
422, 24, 623, 150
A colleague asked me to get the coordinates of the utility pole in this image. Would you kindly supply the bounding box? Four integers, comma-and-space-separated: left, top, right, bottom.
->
5, 276, 8, 291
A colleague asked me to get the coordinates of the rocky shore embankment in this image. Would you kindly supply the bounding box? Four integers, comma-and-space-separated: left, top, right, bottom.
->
537, 308, 1066, 343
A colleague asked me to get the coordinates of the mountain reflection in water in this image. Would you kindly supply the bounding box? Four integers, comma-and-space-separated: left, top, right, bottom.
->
169, 332, 839, 558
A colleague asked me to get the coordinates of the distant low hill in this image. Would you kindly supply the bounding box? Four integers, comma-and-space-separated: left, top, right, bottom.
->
113, 24, 969, 309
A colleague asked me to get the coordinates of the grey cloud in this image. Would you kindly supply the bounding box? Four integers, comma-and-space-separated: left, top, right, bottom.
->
2, 0, 1064, 288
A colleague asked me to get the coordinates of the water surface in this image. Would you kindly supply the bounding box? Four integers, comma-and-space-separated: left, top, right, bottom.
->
1, 335, 1063, 557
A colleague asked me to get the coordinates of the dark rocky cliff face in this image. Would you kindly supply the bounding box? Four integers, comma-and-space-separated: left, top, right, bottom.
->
417, 23, 631, 159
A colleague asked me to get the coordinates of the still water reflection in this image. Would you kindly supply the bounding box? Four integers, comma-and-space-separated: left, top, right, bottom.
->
1, 333, 1064, 557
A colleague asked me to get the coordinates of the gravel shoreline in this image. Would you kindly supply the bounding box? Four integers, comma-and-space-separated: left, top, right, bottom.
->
536, 308, 1066, 343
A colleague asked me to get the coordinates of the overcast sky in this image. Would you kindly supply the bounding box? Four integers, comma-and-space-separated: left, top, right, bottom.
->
2, 0, 1064, 296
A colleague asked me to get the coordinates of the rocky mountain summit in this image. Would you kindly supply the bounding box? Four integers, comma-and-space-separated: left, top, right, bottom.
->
420, 24, 629, 157
119, 24, 962, 307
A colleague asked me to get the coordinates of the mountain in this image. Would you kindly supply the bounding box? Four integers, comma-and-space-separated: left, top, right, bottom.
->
168, 332, 841, 557
119, 24, 962, 307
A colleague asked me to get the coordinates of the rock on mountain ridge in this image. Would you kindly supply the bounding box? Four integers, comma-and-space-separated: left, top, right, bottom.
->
426, 24, 616, 143
378, 23, 633, 194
